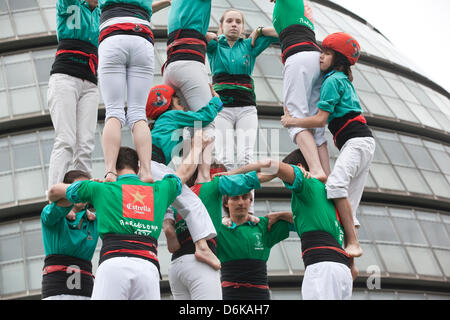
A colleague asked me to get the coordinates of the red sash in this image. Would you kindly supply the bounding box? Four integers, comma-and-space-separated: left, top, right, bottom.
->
221, 281, 269, 290
55, 50, 98, 76
281, 41, 322, 64
333, 114, 367, 147
43, 265, 94, 277
99, 23, 154, 43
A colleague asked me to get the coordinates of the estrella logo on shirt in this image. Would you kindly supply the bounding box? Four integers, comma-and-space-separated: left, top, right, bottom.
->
122, 185, 155, 221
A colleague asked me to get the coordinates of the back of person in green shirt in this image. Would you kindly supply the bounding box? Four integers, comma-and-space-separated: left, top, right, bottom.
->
41, 169, 98, 300
223, 149, 356, 300
47, 134, 210, 299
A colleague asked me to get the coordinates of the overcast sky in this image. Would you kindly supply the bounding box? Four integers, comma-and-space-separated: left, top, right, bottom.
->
329, 0, 450, 93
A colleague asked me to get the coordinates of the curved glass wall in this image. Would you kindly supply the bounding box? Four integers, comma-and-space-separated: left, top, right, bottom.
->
0, 123, 449, 208
1, 203, 449, 298
1, 43, 449, 135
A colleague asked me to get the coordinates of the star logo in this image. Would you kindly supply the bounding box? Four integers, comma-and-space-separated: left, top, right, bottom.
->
131, 190, 146, 206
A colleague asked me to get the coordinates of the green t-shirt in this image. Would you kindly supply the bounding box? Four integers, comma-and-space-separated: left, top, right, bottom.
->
272, 0, 315, 34
167, 0, 211, 35
283, 165, 344, 245
173, 172, 262, 235
217, 217, 290, 263
56, 0, 100, 47
41, 202, 99, 261
66, 174, 181, 239
318, 71, 364, 123
207, 35, 278, 77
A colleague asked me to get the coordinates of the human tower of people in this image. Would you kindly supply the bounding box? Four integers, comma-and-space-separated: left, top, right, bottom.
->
42, 0, 375, 300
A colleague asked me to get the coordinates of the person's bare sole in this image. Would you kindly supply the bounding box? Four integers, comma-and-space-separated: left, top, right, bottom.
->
345, 244, 363, 258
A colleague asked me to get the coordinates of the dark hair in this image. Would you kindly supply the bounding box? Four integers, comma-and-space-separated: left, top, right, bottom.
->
63, 170, 91, 184
327, 49, 353, 82
222, 192, 253, 217
282, 149, 310, 171
116, 146, 139, 174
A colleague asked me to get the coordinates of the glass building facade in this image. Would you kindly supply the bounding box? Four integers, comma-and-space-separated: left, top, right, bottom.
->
0, 0, 449, 299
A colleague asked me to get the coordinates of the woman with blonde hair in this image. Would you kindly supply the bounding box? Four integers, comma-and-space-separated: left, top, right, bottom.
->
206, 8, 278, 213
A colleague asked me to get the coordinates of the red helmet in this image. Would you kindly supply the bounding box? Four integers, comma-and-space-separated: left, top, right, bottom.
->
322, 32, 361, 65
146, 84, 176, 120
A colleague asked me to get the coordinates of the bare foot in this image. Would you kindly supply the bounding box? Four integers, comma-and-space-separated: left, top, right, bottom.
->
104, 172, 117, 182
345, 243, 363, 258
195, 241, 221, 270
140, 173, 154, 183
311, 173, 328, 183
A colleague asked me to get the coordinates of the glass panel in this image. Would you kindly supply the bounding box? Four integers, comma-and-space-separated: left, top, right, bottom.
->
352, 68, 373, 92
34, 57, 53, 83
9, 0, 39, 10
427, 148, 450, 174
420, 221, 450, 248
23, 229, 44, 257
15, 169, 45, 200
361, 215, 400, 243
358, 90, 394, 117
403, 142, 438, 171
363, 71, 397, 97
268, 200, 291, 213
384, 77, 419, 103
0, 174, 14, 204
228, 0, 257, 11
393, 217, 428, 245
377, 244, 413, 274
381, 96, 419, 123
0, 234, 22, 261
434, 249, 450, 277
421, 171, 450, 199
378, 138, 414, 167
406, 247, 442, 277
11, 134, 41, 169
10, 86, 41, 115
0, 14, 14, 38
267, 78, 283, 103
406, 102, 441, 129
256, 54, 283, 78
0, 139, 10, 172
13, 11, 46, 35
354, 243, 384, 273
27, 257, 45, 290
267, 243, 289, 272
253, 77, 277, 103
5, 61, 35, 87
43, 8, 57, 31
0, 262, 26, 295
243, 10, 272, 31
283, 241, 304, 271
395, 166, 432, 195
0, 90, 9, 118
369, 163, 405, 191
254, 200, 268, 217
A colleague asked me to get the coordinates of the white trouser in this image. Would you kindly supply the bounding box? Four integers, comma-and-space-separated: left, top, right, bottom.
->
163, 60, 214, 138
98, 35, 154, 128
168, 254, 222, 300
43, 294, 90, 300
214, 106, 258, 171
152, 160, 216, 241
302, 261, 353, 300
47, 73, 98, 188
91, 257, 160, 300
283, 51, 326, 146
326, 137, 376, 226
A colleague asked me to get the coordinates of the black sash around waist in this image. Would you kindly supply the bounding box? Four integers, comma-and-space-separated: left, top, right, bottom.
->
171, 229, 217, 261
99, 233, 160, 275
151, 144, 166, 165
221, 259, 270, 300
212, 74, 256, 108
41, 254, 94, 299
50, 39, 98, 84
301, 230, 351, 269
100, 3, 150, 24
279, 24, 321, 63
328, 111, 373, 150
164, 29, 207, 69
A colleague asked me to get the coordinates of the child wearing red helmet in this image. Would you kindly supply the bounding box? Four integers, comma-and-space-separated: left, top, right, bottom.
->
281, 32, 376, 259
146, 84, 223, 166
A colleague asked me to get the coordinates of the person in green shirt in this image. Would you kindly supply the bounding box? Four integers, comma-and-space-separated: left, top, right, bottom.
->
221, 149, 355, 299
41, 169, 99, 300
163, 162, 263, 300
281, 32, 375, 259
47, 131, 211, 299
205, 8, 278, 214
47, 0, 100, 189
270, 0, 331, 183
